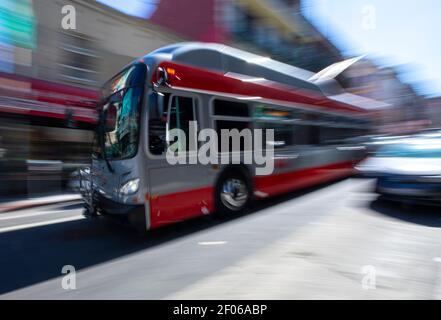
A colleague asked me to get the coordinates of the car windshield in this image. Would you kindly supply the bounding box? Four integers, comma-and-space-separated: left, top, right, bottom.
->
94, 63, 146, 160
376, 138, 441, 158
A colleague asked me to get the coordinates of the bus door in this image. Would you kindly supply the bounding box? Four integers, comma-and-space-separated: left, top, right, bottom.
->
147, 94, 210, 227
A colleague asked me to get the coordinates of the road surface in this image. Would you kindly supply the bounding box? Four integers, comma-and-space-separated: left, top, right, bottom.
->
1, 178, 441, 299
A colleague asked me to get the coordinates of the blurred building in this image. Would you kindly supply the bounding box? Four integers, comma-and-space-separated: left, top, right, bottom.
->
0, 0, 183, 197
144, 0, 342, 72
221, 0, 342, 72
332, 58, 429, 133
8, 0, 345, 89
426, 96, 441, 128
32, 0, 183, 87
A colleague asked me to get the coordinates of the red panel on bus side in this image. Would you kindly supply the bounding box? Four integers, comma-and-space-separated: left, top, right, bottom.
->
254, 160, 355, 197
148, 160, 355, 229
149, 186, 214, 229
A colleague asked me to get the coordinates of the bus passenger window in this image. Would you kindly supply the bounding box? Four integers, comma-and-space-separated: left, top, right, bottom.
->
213, 99, 250, 117
215, 120, 251, 152
308, 126, 320, 145
213, 99, 252, 152
254, 105, 293, 121
168, 96, 196, 153
320, 127, 350, 145
260, 123, 294, 149
292, 125, 310, 146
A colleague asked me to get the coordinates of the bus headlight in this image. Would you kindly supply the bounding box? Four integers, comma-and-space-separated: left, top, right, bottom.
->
120, 178, 140, 195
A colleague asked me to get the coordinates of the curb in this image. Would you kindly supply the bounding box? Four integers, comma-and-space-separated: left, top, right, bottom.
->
0, 195, 83, 213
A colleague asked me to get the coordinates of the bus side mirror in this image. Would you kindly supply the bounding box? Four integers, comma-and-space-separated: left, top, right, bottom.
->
156, 67, 168, 87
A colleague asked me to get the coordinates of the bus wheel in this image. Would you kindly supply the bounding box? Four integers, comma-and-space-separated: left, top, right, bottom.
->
215, 170, 251, 215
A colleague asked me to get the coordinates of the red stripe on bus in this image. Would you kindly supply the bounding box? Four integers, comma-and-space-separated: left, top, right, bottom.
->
148, 160, 357, 229
254, 160, 356, 196
154, 61, 364, 114
149, 186, 214, 229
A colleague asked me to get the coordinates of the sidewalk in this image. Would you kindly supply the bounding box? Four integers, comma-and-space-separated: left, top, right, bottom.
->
0, 194, 82, 213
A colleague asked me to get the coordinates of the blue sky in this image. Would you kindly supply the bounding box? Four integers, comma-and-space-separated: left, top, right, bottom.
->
302, 0, 441, 97
96, 0, 158, 19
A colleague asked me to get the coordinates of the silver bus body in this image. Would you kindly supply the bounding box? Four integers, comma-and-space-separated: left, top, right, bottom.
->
85, 43, 375, 231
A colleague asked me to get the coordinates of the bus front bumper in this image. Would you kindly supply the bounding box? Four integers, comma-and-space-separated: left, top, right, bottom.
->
94, 192, 145, 216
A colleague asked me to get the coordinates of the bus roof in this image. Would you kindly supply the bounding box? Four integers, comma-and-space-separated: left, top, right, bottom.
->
141, 42, 389, 113
146, 42, 319, 92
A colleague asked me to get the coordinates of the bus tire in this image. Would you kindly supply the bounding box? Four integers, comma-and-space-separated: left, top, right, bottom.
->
128, 207, 148, 234
215, 168, 252, 216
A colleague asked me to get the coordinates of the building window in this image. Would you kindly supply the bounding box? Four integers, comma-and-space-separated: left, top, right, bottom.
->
59, 32, 99, 86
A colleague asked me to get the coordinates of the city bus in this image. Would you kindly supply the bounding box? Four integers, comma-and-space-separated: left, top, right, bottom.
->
83, 42, 376, 232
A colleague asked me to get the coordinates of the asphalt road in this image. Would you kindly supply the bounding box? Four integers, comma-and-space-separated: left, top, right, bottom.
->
1, 178, 441, 299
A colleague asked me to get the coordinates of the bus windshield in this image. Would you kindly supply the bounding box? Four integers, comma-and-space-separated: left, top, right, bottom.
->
94, 63, 147, 160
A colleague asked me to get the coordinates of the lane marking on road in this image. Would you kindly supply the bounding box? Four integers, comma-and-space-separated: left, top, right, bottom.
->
433, 256, 441, 299
0, 196, 82, 213
198, 241, 228, 246
308, 222, 336, 227
0, 215, 85, 234
0, 210, 72, 221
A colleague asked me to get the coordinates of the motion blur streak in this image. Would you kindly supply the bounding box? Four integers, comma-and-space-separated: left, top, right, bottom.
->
0, 0, 440, 300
